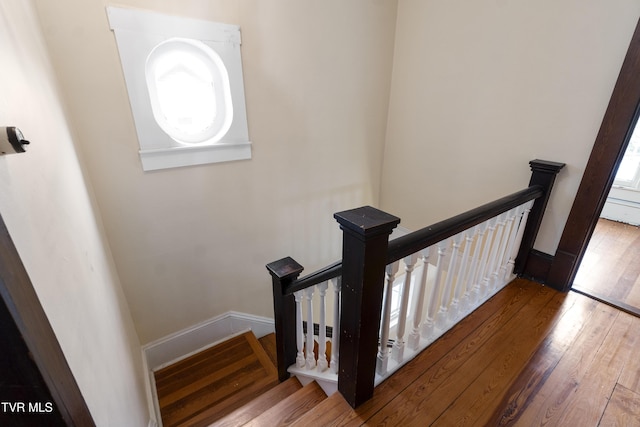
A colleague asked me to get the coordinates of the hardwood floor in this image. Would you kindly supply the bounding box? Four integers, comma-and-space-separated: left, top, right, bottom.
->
292, 279, 640, 426
154, 278, 640, 426
573, 218, 640, 315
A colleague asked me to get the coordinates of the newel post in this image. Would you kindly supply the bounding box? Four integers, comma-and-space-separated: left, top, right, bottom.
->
514, 159, 566, 274
266, 256, 304, 382
333, 206, 400, 408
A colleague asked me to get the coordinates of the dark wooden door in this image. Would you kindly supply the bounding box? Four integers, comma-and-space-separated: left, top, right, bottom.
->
0, 294, 65, 426
0, 214, 94, 426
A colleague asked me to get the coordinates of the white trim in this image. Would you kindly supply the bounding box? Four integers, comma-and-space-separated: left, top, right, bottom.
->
107, 6, 251, 171
139, 141, 251, 171
107, 6, 241, 44
148, 370, 162, 427
288, 365, 338, 396
601, 197, 640, 226
142, 311, 275, 371
141, 346, 161, 427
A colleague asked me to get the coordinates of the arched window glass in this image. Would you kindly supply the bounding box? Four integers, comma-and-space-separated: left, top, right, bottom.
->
146, 38, 233, 145
108, 7, 251, 171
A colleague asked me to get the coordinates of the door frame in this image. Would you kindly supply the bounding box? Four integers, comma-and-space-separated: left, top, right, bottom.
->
547, 17, 640, 291
0, 214, 95, 426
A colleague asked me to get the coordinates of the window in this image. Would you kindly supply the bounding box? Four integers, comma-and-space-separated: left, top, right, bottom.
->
145, 38, 233, 145
107, 7, 251, 171
613, 127, 640, 190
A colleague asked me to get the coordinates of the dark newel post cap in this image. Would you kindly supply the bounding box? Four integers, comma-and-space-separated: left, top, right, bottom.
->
529, 159, 566, 174
334, 206, 401, 238
266, 257, 304, 280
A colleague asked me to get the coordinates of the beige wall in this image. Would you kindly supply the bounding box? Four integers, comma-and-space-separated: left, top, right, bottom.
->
35, 0, 399, 344
7, 1, 640, 420
0, 1, 148, 425
382, 0, 640, 254
22, 0, 638, 398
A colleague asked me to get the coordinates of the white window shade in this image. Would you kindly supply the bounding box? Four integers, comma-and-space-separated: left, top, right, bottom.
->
107, 7, 251, 171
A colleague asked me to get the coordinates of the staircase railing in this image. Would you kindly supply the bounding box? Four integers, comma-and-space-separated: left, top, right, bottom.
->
267, 159, 565, 408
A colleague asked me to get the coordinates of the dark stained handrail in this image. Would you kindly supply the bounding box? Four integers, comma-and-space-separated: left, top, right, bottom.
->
284, 261, 341, 295
267, 159, 565, 406
386, 185, 543, 264
279, 184, 543, 296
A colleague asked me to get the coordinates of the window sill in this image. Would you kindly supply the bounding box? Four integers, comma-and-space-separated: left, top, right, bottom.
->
139, 141, 251, 171
611, 184, 640, 193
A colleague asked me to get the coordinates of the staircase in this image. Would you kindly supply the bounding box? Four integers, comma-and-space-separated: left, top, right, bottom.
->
154, 331, 329, 426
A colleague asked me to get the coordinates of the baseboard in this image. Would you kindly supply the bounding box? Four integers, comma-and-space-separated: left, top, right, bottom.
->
601, 190, 640, 226
141, 345, 161, 427
546, 249, 578, 292
520, 249, 554, 285
143, 311, 275, 371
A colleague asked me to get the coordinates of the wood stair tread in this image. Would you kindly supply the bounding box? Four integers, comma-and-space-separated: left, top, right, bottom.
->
210, 376, 303, 427
154, 331, 279, 427
289, 391, 352, 426
258, 333, 277, 368
243, 381, 327, 427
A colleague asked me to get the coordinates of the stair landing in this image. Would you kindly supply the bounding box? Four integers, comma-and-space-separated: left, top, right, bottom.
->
154, 331, 279, 427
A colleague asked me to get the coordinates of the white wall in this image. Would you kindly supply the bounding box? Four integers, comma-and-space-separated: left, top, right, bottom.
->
382, 0, 640, 254
27, 0, 635, 385
34, 0, 399, 344
0, 1, 148, 425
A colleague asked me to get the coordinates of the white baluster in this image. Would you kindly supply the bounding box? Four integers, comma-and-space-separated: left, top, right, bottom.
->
393, 254, 417, 363
506, 201, 534, 277
500, 205, 524, 281
330, 277, 341, 374
377, 261, 399, 375
317, 282, 329, 372
422, 239, 448, 338
409, 247, 430, 350
493, 209, 517, 289
436, 236, 460, 331
460, 225, 480, 313
484, 214, 507, 292
436, 236, 460, 330
451, 229, 472, 322
304, 287, 316, 369
467, 221, 490, 306
476, 217, 497, 299
294, 290, 305, 368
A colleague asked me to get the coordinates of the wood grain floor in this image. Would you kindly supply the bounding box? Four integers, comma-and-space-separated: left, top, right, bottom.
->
154, 277, 640, 426
292, 279, 640, 426
154, 331, 278, 427
573, 218, 640, 315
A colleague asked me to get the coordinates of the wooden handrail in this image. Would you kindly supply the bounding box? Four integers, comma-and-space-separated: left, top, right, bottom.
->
283, 261, 341, 295
276, 184, 544, 296
267, 159, 565, 407
386, 185, 544, 264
